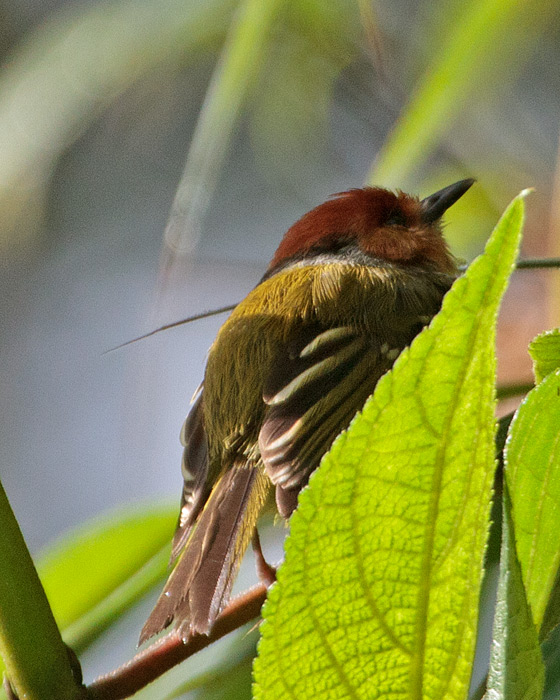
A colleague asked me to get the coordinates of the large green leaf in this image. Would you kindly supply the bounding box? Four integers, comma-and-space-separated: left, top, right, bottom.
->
486, 490, 544, 700
528, 329, 560, 384
254, 193, 526, 700
505, 369, 560, 638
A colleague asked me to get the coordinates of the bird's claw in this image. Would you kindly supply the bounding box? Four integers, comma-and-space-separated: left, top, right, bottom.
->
252, 530, 277, 588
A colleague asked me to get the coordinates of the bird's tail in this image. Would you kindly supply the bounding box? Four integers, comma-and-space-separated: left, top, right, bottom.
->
139, 461, 269, 644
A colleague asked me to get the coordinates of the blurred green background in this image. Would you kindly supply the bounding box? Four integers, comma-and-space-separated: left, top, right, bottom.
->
0, 0, 559, 696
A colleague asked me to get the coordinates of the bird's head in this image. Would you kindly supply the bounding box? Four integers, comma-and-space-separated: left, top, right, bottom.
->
268, 179, 474, 275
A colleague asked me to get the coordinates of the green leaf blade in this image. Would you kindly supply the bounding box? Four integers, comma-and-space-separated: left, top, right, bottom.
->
486, 491, 544, 700
505, 369, 560, 634
163, 0, 284, 256
254, 194, 527, 700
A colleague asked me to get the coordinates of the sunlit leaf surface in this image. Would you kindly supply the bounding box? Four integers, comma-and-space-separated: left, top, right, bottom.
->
254, 194, 526, 699
505, 370, 560, 636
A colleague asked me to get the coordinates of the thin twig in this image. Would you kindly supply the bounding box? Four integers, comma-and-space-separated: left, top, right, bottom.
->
87, 583, 267, 700
515, 257, 560, 269
496, 382, 534, 400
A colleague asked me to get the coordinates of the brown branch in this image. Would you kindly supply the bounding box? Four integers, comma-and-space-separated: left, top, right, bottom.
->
87, 583, 268, 700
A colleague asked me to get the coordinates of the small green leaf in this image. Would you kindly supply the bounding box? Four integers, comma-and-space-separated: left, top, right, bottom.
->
254, 193, 526, 700
38, 505, 175, 634
505, 369, 560, 634
486, 489, 544, 700
529, 329, 560, 384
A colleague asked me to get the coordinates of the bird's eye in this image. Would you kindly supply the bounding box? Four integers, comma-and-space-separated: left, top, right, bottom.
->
386, 210, 407, 227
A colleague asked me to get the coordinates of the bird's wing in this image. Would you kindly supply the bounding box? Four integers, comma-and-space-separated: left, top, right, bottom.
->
259, 321, 399, 517
142, 382, 271, 643
170, 389, 210, 563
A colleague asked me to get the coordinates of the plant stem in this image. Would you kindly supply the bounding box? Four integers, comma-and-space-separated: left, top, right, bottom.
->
87, 583, 267, 700
0, 480, 85, 699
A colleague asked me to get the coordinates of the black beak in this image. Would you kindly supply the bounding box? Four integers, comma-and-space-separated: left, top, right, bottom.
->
421, 178, 475, 224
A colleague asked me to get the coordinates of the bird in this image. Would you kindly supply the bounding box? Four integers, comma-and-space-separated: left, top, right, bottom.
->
139, 178, 474, 644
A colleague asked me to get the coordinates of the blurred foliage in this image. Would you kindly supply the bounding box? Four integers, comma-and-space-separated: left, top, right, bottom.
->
161, 0, 283, 257
0, 0, 558, 259
38, 505, 176, 651
160, 635, 256, 700
1, 0, 560, 698
0, 505, 176, 690
0, 0, 236, 251
369, 0, 558, 188
249, 1, 364, 183
38, 506, 174, 630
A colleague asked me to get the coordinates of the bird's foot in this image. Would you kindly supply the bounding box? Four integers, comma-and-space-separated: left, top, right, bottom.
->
252, 530, 276, 587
